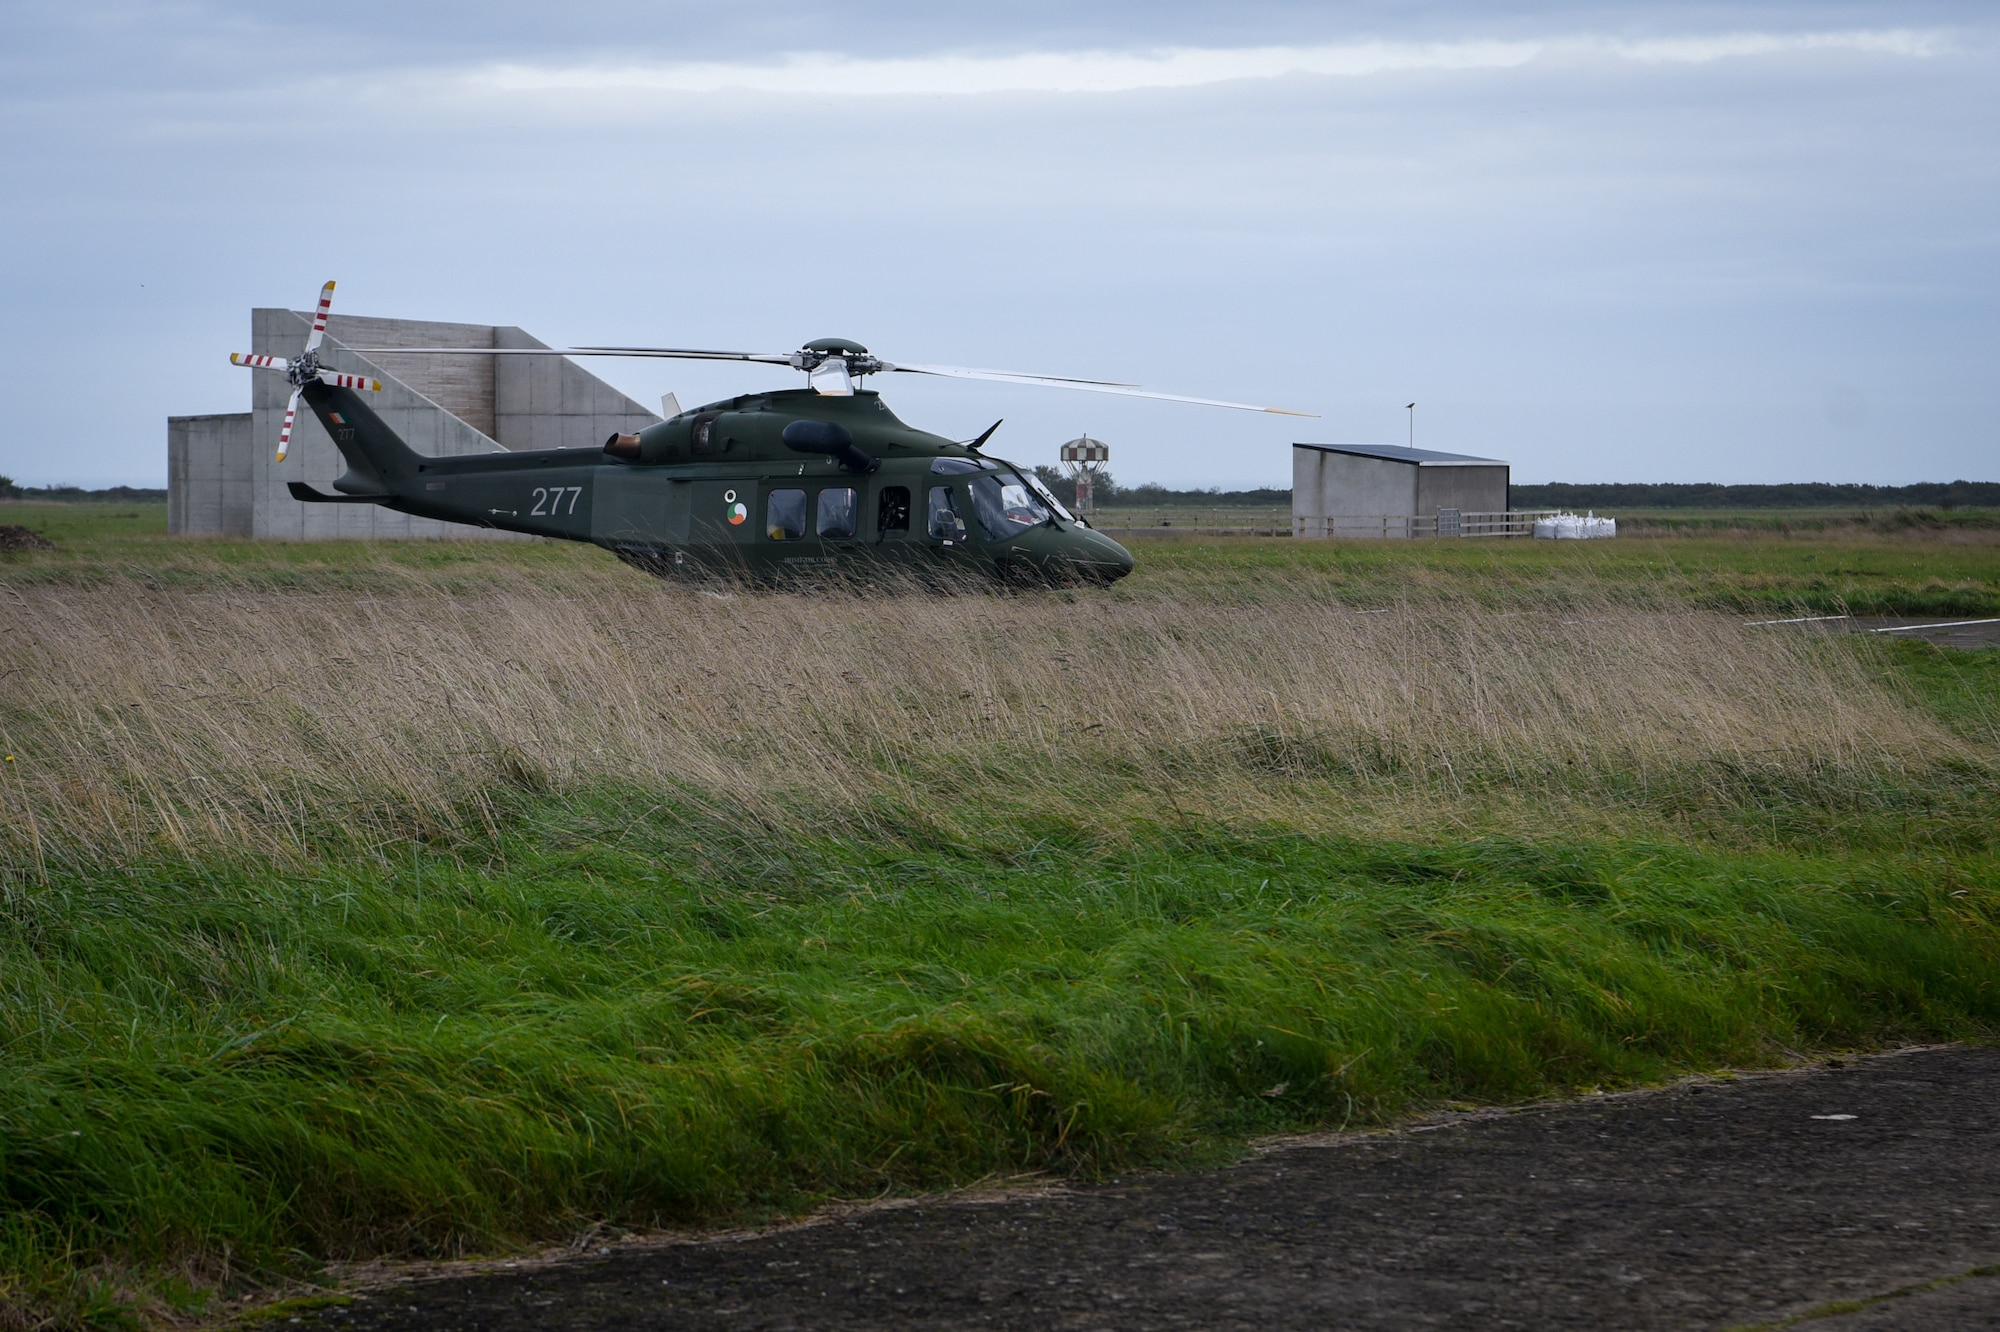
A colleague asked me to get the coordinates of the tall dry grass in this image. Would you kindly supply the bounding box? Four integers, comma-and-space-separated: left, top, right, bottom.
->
5, 569, 1998, 1332
0, 573, 1955, 868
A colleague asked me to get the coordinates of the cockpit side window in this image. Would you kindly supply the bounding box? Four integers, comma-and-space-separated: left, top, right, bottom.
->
969, 473, 1054, 540
927, 485, 968, 541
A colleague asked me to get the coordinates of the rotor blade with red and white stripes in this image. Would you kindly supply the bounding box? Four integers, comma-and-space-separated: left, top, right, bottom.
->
303, 280, 337, 354
316, 371, 382, 391
275, 388, 303, 462
230, 353, 292, 371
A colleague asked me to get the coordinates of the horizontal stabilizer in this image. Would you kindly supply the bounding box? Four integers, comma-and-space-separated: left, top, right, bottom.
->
288, 482, 388, 505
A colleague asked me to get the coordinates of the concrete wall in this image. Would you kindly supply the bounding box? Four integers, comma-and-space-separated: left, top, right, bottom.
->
167, 413, 253, 536
493, 326, 661, 453
1291, 447, 1321, 525
1415, 465, 1509, 516
322, 314, 498, 438
173, 308, 665, 540
1325, 451, 1420, 518
1293, 448, 1421, 536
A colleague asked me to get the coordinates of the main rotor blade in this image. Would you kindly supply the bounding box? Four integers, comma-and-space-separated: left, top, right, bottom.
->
303, 281, 337, 354
330, 343, 1316, 414
892, 363, 1314, 416
891, 363, 1136, 389
344, 346, 796, 366
230, 353, 291, 370
574, 346, 796, 365
316, 371, 382, 391
275, 387, 302, 462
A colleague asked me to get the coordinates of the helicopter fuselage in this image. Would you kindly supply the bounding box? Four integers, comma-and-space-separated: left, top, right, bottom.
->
298, 383, 1135, 584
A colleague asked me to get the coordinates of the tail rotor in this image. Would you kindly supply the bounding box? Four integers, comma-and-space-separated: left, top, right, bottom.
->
228, 281, 382, 461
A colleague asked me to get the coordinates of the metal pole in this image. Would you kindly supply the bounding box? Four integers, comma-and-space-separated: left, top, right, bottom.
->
1406, 402, 1416, 451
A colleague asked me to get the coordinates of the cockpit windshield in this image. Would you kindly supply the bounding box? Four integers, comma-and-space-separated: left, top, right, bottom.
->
1019, 469, 1076, 523
969, 471, 1055, 539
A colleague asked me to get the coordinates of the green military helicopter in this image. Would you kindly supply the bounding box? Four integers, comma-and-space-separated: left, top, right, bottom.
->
232, 281, 1311, 585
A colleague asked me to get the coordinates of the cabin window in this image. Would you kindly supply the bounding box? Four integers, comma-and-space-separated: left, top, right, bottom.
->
877, 486, 911, 534
929, 457, 985, 475
817, 487, 858, 539
969, 473, 1053, 540
927, 485, 968, 541
767, 488, 807, 540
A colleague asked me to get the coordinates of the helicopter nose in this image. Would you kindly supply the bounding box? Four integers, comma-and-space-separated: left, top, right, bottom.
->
1076, 527, 1134, 582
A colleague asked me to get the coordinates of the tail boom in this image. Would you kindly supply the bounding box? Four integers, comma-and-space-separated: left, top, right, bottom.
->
294, 381, 601, 540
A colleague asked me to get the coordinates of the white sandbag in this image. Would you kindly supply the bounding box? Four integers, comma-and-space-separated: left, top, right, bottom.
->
1533, 511, 1617, 539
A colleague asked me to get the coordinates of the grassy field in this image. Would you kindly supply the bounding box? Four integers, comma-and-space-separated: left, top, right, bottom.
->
2, 501, 1997, 1328
7, 497, 2000, 615
1608, 505, 2000, 538
1065, 502, 2000, 544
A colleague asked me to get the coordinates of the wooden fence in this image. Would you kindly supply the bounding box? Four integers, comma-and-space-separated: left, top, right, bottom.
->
1292, 510, 1560, 539
1083, 509, 1564, 538
1087, 507, 1293, 536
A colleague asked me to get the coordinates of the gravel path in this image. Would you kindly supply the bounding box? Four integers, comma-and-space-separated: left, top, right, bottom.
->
285, 1045, 2000, 1331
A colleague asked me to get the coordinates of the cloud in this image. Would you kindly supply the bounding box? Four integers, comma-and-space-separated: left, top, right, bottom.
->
0, 9, 1993, 488
459, 29, 1947, 102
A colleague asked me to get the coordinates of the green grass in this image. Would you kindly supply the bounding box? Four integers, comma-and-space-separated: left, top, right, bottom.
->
1121, 530, 2000, 618
1610, 505, 2000, 537
1884, 637, 2000, 744
0, 500, 166, 544
6, 499, 2000, 617
0, 499, 598, 594
6, 809, 1997, 1326
2, 502, 1998, 1328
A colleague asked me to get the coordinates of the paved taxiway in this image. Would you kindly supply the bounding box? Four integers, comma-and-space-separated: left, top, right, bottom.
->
285, 1045, 2000, 1331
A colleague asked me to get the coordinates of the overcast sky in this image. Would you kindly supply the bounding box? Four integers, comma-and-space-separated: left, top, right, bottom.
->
2, 2, 1994, 488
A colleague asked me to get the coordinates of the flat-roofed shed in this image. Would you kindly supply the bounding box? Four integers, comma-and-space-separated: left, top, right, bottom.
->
1292, 443, 1510, 538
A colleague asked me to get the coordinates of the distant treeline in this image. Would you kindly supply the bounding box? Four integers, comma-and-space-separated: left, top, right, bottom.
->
0, 478, 168, 502
1024, 472, 2000, 510
1030, 468, 1288, 508
1509, 481, 2000, 510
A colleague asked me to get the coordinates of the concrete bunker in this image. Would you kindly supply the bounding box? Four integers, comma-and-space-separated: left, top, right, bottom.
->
168, 308, 663, 539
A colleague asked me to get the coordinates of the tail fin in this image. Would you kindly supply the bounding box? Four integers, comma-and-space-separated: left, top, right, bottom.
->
299, 381, 422, 495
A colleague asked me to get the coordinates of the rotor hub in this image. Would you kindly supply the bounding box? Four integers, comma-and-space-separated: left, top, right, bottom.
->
788, 348, 889, 379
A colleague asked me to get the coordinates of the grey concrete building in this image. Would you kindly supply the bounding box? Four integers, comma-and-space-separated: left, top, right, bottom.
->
167, 413, 258, 538
1292, 443, 1511, 538
169, 309, 662, 539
